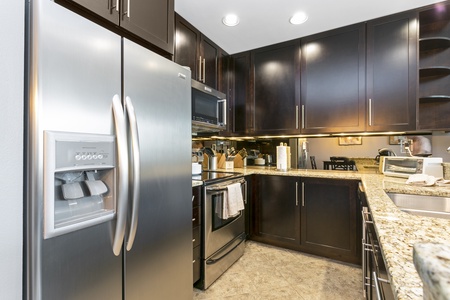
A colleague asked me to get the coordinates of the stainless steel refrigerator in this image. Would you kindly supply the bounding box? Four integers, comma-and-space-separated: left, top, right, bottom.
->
25, 1, 193, 299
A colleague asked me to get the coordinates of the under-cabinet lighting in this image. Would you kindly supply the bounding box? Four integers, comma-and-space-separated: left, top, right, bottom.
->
222, 14, 240, 27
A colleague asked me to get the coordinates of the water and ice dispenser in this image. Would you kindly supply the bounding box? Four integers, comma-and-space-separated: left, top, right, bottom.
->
44, 131, 116, 239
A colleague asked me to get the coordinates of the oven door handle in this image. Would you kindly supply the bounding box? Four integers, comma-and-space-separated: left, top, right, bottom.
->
206, 235, 245, 265
206, 178, 246, 191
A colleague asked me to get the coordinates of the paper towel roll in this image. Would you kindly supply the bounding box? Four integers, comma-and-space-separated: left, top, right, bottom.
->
277, 145, 288, 171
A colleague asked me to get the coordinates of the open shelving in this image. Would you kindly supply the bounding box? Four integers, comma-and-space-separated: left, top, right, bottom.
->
418, 3, 450, 130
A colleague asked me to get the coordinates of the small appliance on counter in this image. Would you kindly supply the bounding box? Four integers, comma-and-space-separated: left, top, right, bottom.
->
381, 156, 443, 178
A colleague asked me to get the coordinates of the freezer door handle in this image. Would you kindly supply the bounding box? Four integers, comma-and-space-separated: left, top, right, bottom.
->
111, 95, 129, 256
125, 96, 140, 251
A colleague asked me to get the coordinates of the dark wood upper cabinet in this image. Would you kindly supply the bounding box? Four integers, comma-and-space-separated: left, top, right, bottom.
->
300, 24, 366, 133
252, 41, 301, 135
174, 14, 224, 91
61, 0, 174, 54
366, 11, 418, 132
200, 36, 219, 89
230, 52, 252, 134
174, 14, 200, 79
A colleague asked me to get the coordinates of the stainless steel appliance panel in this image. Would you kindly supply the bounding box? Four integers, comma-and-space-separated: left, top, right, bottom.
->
123, 39, 193, 299
27, 1, 122, 299
204, 178, 246, 258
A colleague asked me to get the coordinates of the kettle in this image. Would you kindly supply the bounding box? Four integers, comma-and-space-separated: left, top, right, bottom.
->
375, 148, 396, 163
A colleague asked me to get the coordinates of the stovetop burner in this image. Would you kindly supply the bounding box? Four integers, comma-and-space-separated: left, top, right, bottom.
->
192, 170, 243, 184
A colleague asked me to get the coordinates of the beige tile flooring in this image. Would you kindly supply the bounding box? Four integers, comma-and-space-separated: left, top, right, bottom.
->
194, 241, 363, 300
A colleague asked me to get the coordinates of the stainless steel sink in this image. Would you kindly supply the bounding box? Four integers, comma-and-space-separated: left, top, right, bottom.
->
386, 193, 450, 219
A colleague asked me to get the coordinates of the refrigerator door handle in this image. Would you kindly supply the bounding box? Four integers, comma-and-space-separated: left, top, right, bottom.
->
125, 96, 141, 251
111, 95, 129, 256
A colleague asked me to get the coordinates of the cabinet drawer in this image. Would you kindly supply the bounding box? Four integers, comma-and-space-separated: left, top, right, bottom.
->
192, 226, 200, 248
192, 206, 200, 227
193, 245, 201, 284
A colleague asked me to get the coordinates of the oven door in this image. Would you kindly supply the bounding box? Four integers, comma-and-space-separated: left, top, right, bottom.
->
204, 178, 246, 259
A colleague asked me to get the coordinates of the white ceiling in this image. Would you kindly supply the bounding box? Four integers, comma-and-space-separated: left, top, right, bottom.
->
175, 0, 444, 54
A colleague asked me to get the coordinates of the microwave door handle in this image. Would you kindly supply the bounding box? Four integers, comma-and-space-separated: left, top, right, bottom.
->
111, 95, 129, 256
125, 96, 141, 251
218, 99, 226, 126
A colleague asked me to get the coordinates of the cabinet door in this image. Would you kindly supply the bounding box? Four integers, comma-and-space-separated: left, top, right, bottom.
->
120, 0, 174, 54
231, 52, 251, 134
68, 0, 119, 23
174, 14, 200, 80
253, 41, 300, 135
301, 24, 366, 133
367, 11, 418, 132
252, 175, 300, 247
200, 36, 219, 89
301, 178, 360, 264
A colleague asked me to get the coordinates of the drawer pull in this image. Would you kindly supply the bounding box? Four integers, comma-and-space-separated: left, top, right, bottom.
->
192, 238, 196, 242
192, 260, 196, 263
192, 218, 196, 222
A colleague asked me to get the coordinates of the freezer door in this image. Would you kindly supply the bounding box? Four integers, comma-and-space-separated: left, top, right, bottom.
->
123, 39, 193, 299
27, 1, 122, 299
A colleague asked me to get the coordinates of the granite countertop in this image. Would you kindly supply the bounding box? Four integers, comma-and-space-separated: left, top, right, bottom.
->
230, 160, 450, 300
192, 180, 203, 187
413, 242, 450, 300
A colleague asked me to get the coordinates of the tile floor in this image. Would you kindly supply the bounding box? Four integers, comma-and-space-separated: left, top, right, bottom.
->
194, 241, 363, 300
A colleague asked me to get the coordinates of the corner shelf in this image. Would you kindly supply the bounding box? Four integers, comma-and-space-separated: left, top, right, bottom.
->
419, 66, 450, 78
419, 37, 450, 51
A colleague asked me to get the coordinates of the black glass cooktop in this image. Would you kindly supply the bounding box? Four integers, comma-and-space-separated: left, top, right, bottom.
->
192, 171, 242, 184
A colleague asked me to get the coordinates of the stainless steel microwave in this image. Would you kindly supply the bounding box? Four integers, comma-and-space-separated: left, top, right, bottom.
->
191, 79, 226, 134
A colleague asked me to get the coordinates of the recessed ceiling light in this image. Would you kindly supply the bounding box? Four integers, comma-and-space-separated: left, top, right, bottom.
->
222, 14, 240, 27
290, 12, 308, 25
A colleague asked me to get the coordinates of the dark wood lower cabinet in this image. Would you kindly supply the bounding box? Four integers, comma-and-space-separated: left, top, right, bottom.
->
301, 178, 361, 264
251, 175, 300, 248
192, 185, 202, 284
250, 175, 361, 265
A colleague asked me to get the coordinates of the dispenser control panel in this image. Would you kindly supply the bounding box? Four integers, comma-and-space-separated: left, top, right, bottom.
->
56, 139, 115, 169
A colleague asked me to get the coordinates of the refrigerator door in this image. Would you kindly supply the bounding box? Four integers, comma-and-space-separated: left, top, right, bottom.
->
27, 1, 122, 299
123, 39, 193, 299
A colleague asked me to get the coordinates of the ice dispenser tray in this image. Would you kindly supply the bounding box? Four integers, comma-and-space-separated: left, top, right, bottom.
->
44, 131, 116, 239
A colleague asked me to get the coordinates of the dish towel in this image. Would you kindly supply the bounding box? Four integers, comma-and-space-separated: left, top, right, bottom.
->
222, 183, 244, 219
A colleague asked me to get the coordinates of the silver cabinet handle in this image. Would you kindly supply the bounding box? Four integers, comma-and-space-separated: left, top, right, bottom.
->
115, 0, 119, 11
295, 105, 299, 129
243, 181, 248, 205
198, 56, 202, 82
192, 218, 196, 222
111, 95, 129, 256
295, 182, 299, 206
192, 239, 196, 242
125, 96, 140, 251
301, 182, 305, 207
121, 0, 130, 18
301, 105, 305, 129
368, 98, 372, 126
202, 58, 206, 83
